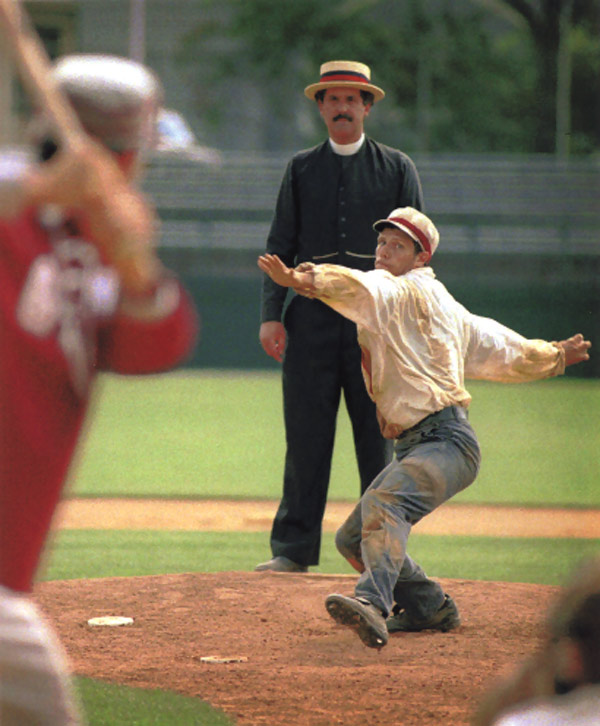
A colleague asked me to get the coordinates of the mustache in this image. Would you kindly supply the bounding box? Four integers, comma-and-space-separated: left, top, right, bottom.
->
333, 113, 353, 122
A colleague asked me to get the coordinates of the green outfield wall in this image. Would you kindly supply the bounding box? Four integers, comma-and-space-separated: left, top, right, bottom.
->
161, 249, 599, 378
149, 153, 599, 377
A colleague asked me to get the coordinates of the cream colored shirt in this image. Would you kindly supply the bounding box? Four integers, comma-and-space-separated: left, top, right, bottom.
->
306, 265, 565, 437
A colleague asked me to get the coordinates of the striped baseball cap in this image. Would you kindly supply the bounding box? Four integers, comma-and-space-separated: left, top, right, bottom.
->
373, 207, 440, 260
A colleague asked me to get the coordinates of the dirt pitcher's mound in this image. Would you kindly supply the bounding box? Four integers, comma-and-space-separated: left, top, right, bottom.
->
35, 572, 558, 726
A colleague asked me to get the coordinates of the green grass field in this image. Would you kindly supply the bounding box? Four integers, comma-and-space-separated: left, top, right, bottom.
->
44, 530, 600, 587
70, 371, 600, 506
75, 678, 232, 725
46, 371, 599, 725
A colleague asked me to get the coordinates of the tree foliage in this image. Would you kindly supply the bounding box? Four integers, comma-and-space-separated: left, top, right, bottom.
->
499, 0, 600, 152
179, 0, 599, 155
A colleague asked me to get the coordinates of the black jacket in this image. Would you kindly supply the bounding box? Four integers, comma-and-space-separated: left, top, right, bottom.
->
261, 137, 424, 322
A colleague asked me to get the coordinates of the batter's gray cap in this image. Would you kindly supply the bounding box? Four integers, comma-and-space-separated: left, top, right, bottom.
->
52, 54, 163, 152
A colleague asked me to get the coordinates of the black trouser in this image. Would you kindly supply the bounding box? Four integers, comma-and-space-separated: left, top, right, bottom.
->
270, 296, 389, 566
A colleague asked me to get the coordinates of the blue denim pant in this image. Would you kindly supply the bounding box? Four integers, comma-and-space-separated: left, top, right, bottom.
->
335, 406, 481, 618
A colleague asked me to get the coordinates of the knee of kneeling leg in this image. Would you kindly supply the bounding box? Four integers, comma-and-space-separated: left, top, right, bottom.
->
334, 527, 353, 558
334, 527, 346, 554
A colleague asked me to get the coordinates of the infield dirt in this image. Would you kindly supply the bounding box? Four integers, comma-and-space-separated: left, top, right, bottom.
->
53, 497, 600, 537
34, 499, 598, 726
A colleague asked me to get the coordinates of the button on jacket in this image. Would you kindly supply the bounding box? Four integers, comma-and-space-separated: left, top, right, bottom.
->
261, 138, 423, 322
259, 134, 424, 568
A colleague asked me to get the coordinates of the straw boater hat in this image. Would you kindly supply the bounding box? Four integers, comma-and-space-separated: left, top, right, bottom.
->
304, 61, 385, 103
373, 207, 440, 260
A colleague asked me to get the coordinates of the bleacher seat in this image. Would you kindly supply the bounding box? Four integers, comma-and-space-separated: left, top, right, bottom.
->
144, 152, 600, 254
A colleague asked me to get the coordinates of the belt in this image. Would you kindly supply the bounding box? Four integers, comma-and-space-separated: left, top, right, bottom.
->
397, 405, 467, 439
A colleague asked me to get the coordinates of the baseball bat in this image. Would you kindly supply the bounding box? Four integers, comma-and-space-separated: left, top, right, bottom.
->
0, 0, 87, 150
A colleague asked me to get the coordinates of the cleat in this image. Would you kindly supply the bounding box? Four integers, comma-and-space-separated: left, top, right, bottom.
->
387, 594, 460, 633
325, 594, 388, 649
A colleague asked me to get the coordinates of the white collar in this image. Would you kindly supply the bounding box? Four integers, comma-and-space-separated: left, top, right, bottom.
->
329, 134, 365, 156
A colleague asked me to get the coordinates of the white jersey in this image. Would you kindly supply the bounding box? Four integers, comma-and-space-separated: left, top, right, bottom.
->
492, 685, 600, 726
309, 265, 565, 436
0, 585, 82, 724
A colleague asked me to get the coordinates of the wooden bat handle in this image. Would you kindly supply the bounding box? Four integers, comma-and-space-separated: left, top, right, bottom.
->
0, 0, 87, 150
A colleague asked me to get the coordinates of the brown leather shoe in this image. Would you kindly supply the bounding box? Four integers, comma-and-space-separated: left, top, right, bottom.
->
254, 556, 308, 573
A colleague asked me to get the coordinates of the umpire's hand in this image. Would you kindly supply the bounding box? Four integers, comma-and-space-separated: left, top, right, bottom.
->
259, 321, 286, 363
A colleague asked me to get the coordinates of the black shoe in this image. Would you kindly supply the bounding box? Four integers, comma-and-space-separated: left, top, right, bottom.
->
254, 556, 308, 573
325, 594, 388, 649
387, 594, 460, 633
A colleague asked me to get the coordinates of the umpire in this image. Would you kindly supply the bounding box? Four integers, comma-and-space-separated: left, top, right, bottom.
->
256, 61, 424, 572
